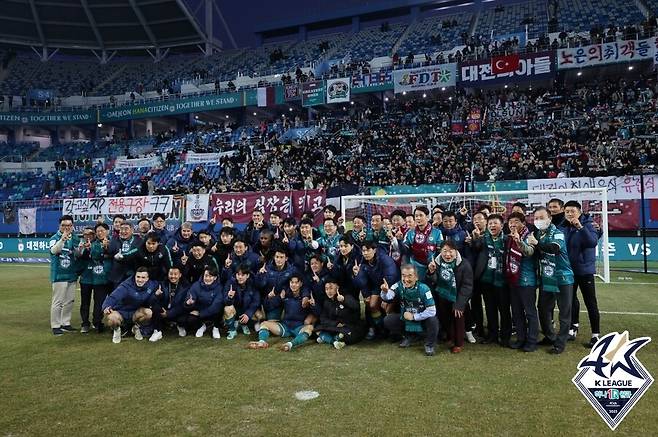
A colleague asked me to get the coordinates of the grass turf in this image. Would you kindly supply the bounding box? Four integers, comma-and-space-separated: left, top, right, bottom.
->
1, 265, 657, 436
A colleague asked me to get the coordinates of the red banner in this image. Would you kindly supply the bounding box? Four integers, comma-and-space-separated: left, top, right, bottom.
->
210, 189, 326, 224
491, 54, 520, 74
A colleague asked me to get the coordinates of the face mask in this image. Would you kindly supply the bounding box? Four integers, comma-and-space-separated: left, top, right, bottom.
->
535, 219, 550, 231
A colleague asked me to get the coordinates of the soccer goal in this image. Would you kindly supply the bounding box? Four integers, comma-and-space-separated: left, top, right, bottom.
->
341, 187, 610, 283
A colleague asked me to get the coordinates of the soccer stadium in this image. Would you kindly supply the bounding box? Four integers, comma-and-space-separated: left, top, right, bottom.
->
0, 0, 657, 435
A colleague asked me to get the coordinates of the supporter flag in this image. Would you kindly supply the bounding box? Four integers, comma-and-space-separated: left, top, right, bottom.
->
18, 208, 36, 235
257, 86, 275, 107
491, 54, 520, 74
185, 194, 210, 222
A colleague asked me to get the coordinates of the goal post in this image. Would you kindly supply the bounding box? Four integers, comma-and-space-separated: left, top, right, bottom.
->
341, 187, 610, 283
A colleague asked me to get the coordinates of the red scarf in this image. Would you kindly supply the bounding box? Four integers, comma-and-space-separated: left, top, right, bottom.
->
411, 224, 434, 265
504, 227, 528, 286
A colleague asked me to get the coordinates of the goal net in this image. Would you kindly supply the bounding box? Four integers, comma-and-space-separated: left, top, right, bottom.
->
341, 187, 610, 283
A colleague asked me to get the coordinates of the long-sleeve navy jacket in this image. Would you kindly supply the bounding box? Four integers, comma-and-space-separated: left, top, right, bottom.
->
186, 278, 224, 319
353, 249, 400, 297
102, 276, 158, 313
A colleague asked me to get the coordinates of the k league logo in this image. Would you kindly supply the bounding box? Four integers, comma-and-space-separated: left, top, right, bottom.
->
572, 331, 653, 430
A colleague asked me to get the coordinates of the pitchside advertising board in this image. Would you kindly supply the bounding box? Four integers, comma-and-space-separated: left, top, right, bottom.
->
459, 51, 555, 86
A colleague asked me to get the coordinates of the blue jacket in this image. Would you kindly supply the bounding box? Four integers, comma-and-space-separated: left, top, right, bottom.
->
304, 268, 330, 316
154, 279, 190, 319
166, 228, 195, 261
222, 250, 261, 283
102, 276, 158, 313
353, 249, 400, 297
288, 236, 323, 271
442, 225, 467, 255
224, 277, 260, 319
255, 261, 298, 293
563, 214, 600, 275
187, 278, 224, 319
332, 250, 363, 297
153, 227, 173, 245
281, 290, 311, 329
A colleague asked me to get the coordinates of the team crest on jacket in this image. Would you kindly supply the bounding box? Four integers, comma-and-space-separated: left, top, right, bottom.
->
572, 331, 653, 430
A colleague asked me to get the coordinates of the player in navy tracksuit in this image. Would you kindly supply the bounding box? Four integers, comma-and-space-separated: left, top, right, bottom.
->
148, 265, 190, 341
353, 241, 400, 339
332, 236, 363, 299
221, 239, 261, 283
315, 278, 366, 349
102, 267, 159, 344
249, 275, 313, 351
563, 201, 602, 348
255, 247, 297, 320
304, 254, 330, 322
151, 213, 172, 244
181, 242, 219, 284
223, 264, 261, 339
287, 218, 323, 271
126, 232, 173, 283
166, 222, 196, 265
181, 267, 224, 339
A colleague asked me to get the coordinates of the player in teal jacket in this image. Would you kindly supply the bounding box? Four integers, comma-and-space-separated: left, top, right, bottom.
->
77, 224, 113, 333
530, 206, 574, 354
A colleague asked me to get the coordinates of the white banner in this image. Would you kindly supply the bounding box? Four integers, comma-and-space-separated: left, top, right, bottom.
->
114, 155, 161, 169
526, 175, 658, 203
393, 63, 456, 94
185, 151, 235, 165
18, 208, 36, 234
185, 194, 210, 222
62, 195, 174, 216
489, 102, 527, 120
326, 77, 351, 104
557, 37, 655, 70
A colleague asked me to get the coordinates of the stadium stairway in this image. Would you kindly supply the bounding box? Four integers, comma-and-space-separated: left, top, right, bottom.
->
469, 9, 480, 37
391, 23, 414, 56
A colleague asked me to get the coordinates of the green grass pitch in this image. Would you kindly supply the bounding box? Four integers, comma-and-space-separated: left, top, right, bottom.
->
1, 265, 657, 436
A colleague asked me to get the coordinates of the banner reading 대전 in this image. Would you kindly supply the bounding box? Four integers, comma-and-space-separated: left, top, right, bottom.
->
210, 190, 326, 223
393, 63, 457, 94
459, 51, 555, 86
62, 195, 174, 216
557, 37, 655, 70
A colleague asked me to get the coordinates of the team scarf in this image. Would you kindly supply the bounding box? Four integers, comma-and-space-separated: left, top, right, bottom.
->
435, 258, 457, 303
537, 226, 559, 293
410, 224, 434, 265
482, 231, 504, 287
504, 226, 528, 287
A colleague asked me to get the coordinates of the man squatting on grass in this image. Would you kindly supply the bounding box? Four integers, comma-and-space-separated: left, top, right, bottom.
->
51, 199, 602, 355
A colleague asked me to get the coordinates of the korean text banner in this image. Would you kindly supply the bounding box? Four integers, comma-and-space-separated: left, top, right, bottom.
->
62, 195, 174, 216
326, 78, 351, 104
351, 70, 393, 93
557, 38, 654, 70
210, 190, 326, 223
459, 51, 555, 86
393, 63, 457, 94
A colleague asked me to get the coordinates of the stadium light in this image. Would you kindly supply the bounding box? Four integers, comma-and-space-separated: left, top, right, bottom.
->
628, 65, 634, 70
402, 91, 407, 95
289, 107, 293, 112
97, 123, 102, 128
342, 106, 346, 111
194, 115, 199, 119
225, 115, 229, 119
577, 71, 582, 76
441, 87, 446, 91
350, 101, 354, 105
504, 85, 508, 89
422, 93, 427, 98
384, 97, 389, 102
253, 112, 257, 116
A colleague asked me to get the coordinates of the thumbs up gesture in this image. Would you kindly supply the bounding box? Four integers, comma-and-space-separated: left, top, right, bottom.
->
155, 286, 163, 296
381, 277, 389, 292
172, 241, 179, 253
228, 284, 235, 299
352, 259, 360, 276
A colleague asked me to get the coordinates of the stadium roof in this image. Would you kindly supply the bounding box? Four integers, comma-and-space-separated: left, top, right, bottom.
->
0, 0, 210, 51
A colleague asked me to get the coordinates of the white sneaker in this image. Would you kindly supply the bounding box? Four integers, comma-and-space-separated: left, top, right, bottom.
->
465, 331, 477, 344
241, 325, 251, 335
112, 327, 121, 344
149, 330, 163, 342
212, 327, 221, 339
254, 322, 261, 332
177, 325, 186, 337
195, 324, 207, 338
132, 325, 143, 341
317, 336, 325, 344
333, 341, 346, 350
